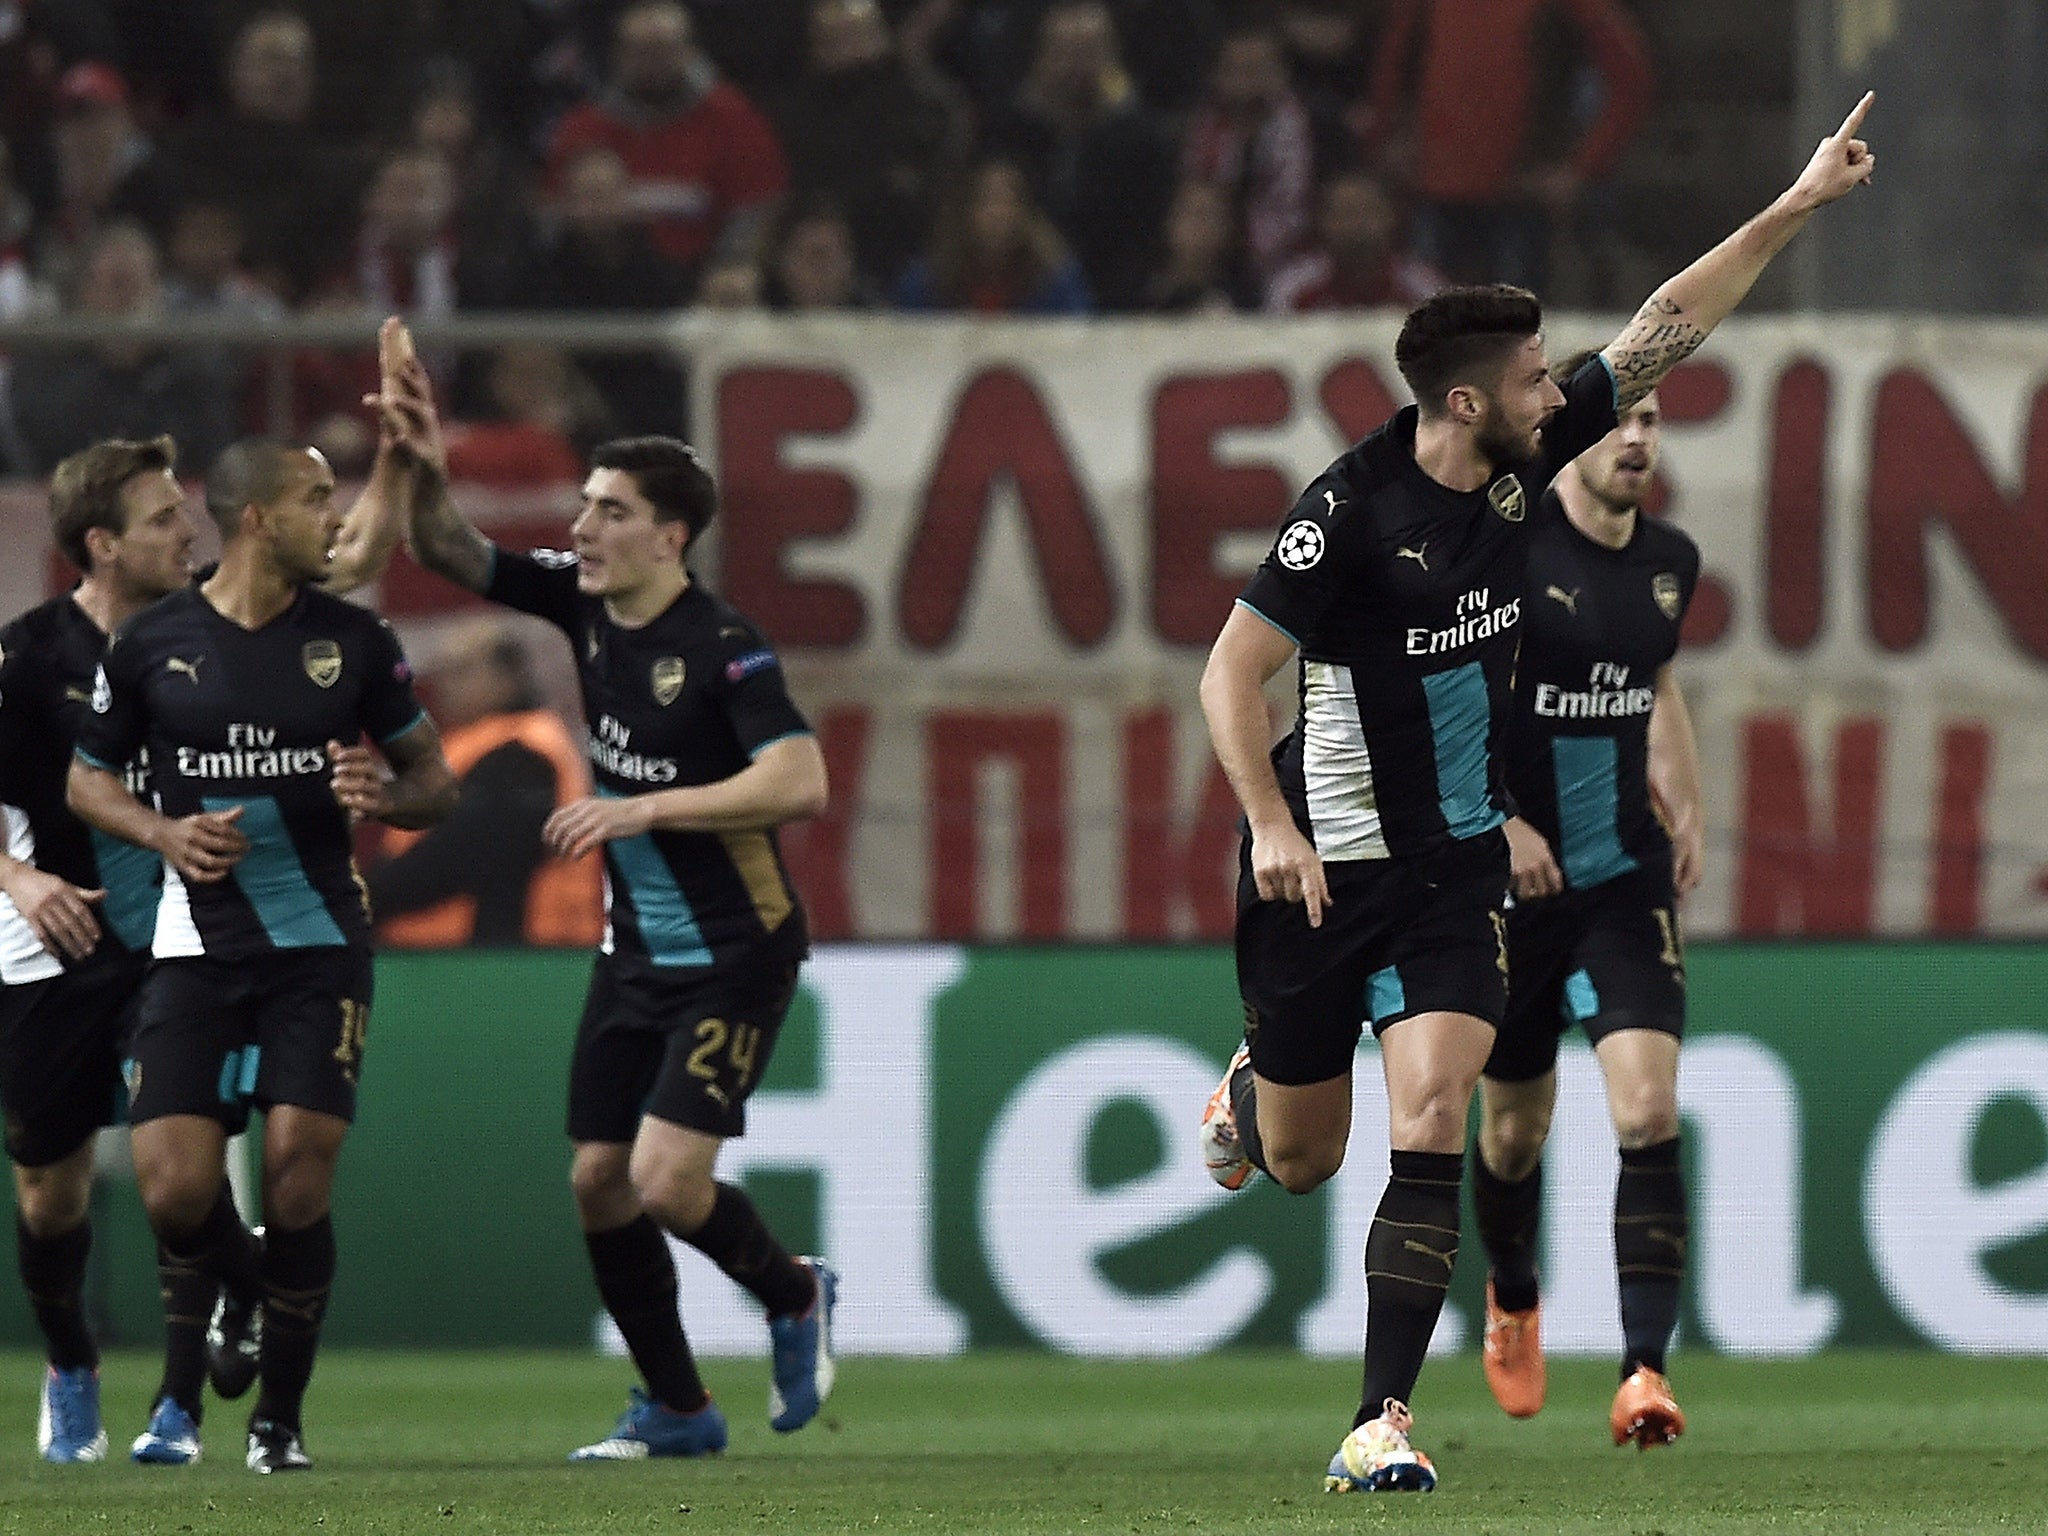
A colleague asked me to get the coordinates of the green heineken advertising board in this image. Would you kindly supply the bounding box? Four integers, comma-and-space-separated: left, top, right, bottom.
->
5, 944, 2043, 1355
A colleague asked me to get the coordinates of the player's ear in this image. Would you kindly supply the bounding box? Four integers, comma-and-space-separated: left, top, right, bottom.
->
1447, 385, 1483, 426
82, 524, 121, 568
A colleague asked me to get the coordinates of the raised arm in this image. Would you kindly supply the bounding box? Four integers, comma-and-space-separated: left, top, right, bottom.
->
1646, 664, 1705, 896
322, 319, 449, 594
1199, 604, 1327, 926
1603, 92, 1876, 408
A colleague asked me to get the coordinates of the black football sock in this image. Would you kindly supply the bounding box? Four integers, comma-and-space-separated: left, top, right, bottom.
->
683, 1183, 812, 1317
1227, 1053, 1271, 1177
252, 1215, 335, 1431
1615, 1136, 1686, 1377
1357, 1150, 1464, 1425
16, 1215, 96, 1372
152, 1238, 214, 1419
194, 1183, 264, 1310
1472, 1152, 1543, 1312
586, 1214, 707, 1412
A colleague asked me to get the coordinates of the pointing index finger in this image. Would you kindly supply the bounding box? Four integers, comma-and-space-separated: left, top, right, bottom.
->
1833, 90, 1874, 142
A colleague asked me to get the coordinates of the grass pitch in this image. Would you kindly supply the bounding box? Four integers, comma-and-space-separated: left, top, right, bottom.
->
2, 1349, 2045, 1535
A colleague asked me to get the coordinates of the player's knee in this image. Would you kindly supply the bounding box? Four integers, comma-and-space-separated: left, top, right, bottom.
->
632, 1163, 716, 1234
13, 1166, 91, 1236
135, 1163, 220, 1233
1264, 1140, 1344, 1194
261, 1145, 341, 1230
1614, 1098, 1680, 1149
569, 1147, 634, 1218
1480, 1106, 1551, 1179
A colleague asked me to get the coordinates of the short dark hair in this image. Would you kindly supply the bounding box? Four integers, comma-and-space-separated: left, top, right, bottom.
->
590, 436, 718, 550
48, 435, 178, 569
204, 437, 307, 538
1395, 284, 1545, 415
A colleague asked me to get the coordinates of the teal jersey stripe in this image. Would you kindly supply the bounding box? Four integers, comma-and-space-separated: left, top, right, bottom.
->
204, 795, 346, 948
597, 787, 712, 967
1421, 662, 1500, 838
88, 827, 159, 951
1551, 737, 1638, 889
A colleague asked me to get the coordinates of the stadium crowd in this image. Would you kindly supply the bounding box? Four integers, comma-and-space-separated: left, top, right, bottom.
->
0, 0, 1655, 473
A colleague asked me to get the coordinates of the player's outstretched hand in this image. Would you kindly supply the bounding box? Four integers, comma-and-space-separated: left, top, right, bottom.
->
544, 795, 653, 861
1787, 91, 1876, 211
328, 739, 391, 821
163, 806, 248, 883
363, 317, 447, 475
0, 864, 104, 960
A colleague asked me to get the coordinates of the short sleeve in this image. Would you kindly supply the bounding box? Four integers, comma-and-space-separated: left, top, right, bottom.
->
359, 618, 430, 746
73, 625, 149, 773
1235, 471, 1367, 645
1539, 356, 1622, 480
484, 545, 585, 636
714, 621, 811, 757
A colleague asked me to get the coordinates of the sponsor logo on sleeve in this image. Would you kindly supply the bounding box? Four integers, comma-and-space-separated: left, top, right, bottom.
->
726, 649, 780, 682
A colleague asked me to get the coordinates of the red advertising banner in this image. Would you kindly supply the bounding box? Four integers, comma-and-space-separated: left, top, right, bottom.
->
6, 313, 2046, 938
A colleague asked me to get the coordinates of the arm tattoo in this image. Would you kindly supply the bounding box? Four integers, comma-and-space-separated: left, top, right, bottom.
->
1608, 296, 1707, 409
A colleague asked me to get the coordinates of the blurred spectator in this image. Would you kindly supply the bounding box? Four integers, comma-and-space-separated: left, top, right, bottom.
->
1181, 20, 1318, 291
895, 158, 1092, 314
5, 221, 236, 473
1365, 0, 1653, 290
545, 0, 787, 286
0, 134, 48, 319
982, 0, 1176, 312
33, 62, 173, 295
159, 199, 285, 319
402, 56, 531, 310
901, 0, 1222, 116
504, 142, 689, 436
327, 146, 468, 319
1264, 166, 1444, 312
152, 10, 359, 298
369, 618, 604, 950
1138, 176, 1253, 314
764, 197, 876, 310
1277, 0, 1378, 168
445, 344, 611, 488
773, 0, 967, 295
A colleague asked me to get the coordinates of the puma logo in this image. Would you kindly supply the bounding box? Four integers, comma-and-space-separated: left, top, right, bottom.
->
1402, 1238, 1456, 1274
1395, 542, 1429, 572
1546, 585, 1580, 615
165, 656, 203, 685
1322, 489, 1345, 514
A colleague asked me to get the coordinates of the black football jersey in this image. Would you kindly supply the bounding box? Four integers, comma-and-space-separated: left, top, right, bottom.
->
75, 585, 426, 958
1506, 488, 1700, 889
1237, 358, 1618, 861
0, 597, 161, 981
486, 549, 811, 971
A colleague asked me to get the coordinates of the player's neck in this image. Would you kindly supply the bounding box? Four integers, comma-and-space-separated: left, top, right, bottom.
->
201, 544, 301, 629
70, 573, 148, 637
603, 565, 691, 628
1556, 469, 1637, 549
1411, 415, 1494, 493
